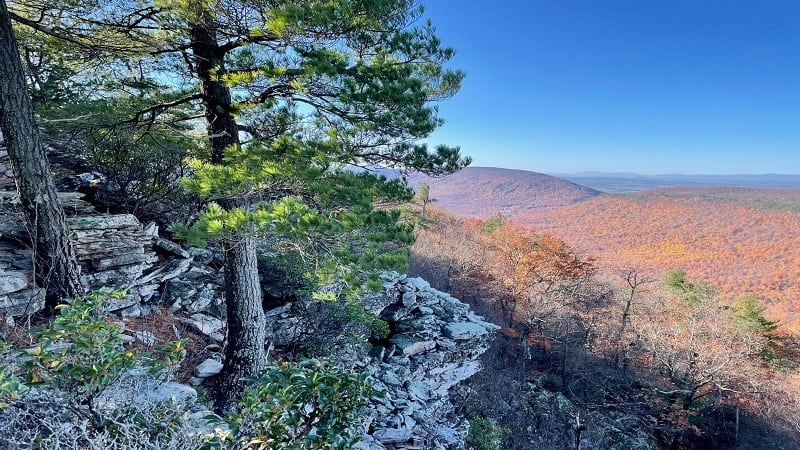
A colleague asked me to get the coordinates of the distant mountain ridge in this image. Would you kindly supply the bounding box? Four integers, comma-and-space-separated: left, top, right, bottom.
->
410, 166, 600, 218
552, 172, 800, 193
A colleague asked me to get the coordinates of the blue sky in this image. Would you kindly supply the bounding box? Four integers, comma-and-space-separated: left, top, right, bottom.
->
422, 0, 800, 175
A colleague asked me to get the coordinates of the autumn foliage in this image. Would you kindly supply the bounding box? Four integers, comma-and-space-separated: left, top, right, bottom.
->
409, 208, 800, 449
508, 188, 800, 332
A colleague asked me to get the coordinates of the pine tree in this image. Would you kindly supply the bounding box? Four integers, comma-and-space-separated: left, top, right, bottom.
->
11, 0, 470, 409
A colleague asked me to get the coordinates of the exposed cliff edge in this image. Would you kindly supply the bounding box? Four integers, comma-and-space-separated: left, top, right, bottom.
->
0, 196, 497, 449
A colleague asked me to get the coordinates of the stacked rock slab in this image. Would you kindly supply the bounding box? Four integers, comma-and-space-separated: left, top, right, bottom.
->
0, 193, 192, 317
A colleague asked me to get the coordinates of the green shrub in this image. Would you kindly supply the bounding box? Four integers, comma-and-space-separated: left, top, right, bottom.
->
8, 292, 184, 424
204, 359, 373, 450
20, 291, 138, 404
0, 365, 26, 409
466, 417, 509, 450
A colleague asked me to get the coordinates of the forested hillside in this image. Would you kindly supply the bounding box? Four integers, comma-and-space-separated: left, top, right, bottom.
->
516, 188, 800, 331
410, 210, 800, 449
411, 166, 601, 217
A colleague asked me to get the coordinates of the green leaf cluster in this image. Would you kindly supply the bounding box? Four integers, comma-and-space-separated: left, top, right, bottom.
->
466, 417, 509, 450
663, 268, 718, 306
204, 359, 373, 450
3, 291, 184, 412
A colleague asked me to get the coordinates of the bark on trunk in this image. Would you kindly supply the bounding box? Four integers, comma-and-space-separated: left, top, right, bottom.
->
0, 2, 83, 308
189, 21, 266, 412
189, 23, 239, 164
215, 237, 266, 412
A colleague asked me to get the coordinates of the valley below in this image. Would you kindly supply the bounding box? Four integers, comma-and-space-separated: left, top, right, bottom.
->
417, 167, 800, 331
408, 167, 800, 449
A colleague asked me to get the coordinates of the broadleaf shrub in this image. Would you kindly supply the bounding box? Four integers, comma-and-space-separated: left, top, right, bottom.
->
204, 359, 373, 450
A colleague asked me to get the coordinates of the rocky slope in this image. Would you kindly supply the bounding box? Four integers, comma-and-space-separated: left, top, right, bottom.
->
0, 188, 497, 448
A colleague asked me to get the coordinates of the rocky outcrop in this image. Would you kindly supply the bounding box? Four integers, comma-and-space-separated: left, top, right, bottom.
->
0, 195, 497, 449
356, 275, 499, 450
0, 194, 196, 317
258, 274, 498, 449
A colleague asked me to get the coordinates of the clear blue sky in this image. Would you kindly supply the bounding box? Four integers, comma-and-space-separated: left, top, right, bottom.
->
422, 0, 800, 175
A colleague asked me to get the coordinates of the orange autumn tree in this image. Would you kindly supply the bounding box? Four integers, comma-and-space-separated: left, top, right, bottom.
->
480, 223, 597, 362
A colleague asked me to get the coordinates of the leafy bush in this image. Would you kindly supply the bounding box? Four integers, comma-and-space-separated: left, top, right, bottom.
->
0, 365, 26, 409
205, 359, 373, 450
5, 292, 184, 425
20, 291, 138, 405
466, 417, 509, 450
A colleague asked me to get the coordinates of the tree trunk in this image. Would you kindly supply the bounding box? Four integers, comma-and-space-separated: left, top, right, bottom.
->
189, 23, 239, 164
189, 21, 267, 411
0, 2, 83, 309
215, 237, 266, 412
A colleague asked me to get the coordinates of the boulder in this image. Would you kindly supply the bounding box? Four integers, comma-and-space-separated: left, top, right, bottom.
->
194, 358, 223, 378
0, 271, 30, 294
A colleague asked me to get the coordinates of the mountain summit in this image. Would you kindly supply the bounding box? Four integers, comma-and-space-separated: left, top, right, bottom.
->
412, 166, 600, 218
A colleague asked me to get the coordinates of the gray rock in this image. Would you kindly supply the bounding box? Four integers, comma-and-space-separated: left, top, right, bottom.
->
67, 214, 141, 230
372, 427, 413, 444
118, 304, 143, 318
391, 335, 437, 356
208, 332, 225, 345
180, 313, 224, 336
138, 258, 192, 285
132, 331, 156, 346
184, 285, 215, 314
444, 322, 489, 340
154, 237, 190, 258
401, 291, 417, 306
404, 277, 430, 291
406, 380, 432, 401
0, 270, 30, 294
0, 288, 45, 317
381, 370, 402, 387
194, 358, 223, 378
133, 381, 197, 406
95, 369, 198, 411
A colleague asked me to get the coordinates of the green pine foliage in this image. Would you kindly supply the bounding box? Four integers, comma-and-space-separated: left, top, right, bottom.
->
663, 268, 717, 305
734, 294, 778, 333
466, 417, 509, 450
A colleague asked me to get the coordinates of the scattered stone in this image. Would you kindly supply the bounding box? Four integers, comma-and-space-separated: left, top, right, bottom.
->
132, 330, 157, 346
373, 427, 413, 444
444, 322, 489, 340
194, 358, 223, 378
